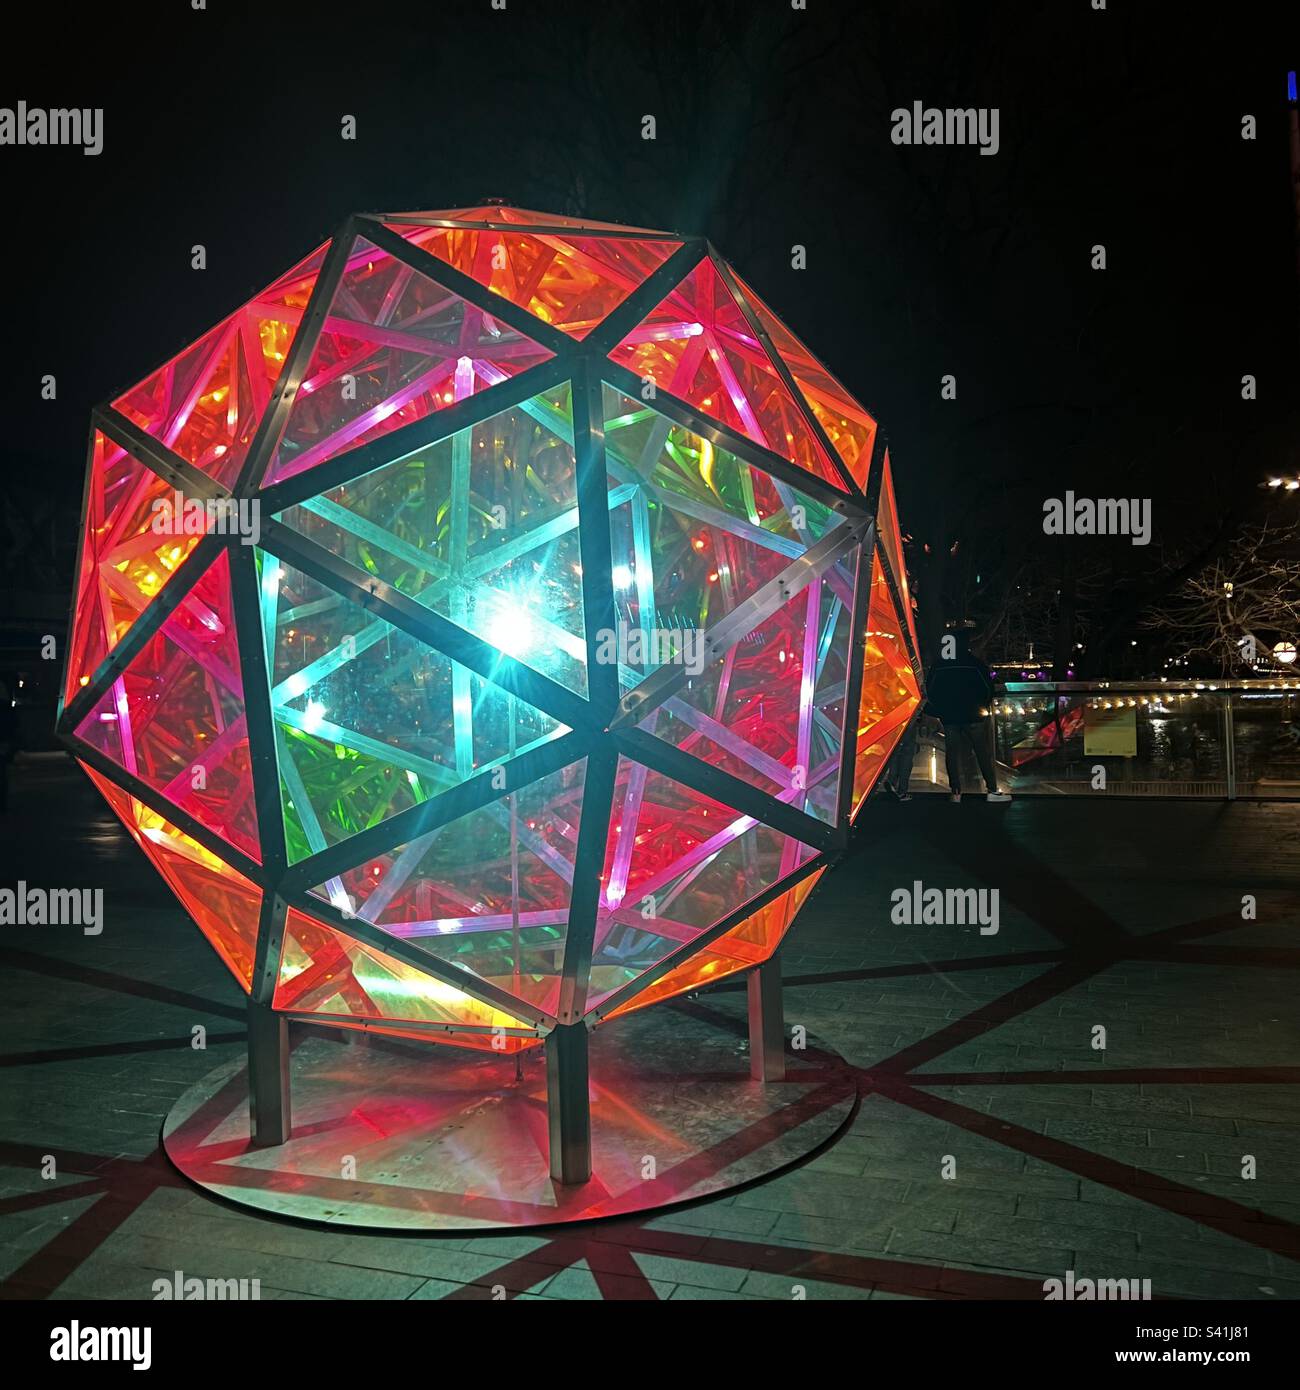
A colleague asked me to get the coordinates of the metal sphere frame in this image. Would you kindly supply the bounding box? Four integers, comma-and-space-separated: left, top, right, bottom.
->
57, 206, 922, 1190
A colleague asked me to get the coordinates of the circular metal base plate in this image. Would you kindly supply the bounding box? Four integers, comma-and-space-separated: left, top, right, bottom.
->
162, 1002, 856, 1231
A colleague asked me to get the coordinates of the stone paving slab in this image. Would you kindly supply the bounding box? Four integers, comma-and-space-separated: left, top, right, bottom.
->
1, 755, 1297, 1300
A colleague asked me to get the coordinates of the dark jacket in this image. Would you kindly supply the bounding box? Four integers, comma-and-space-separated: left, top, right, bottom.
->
924, 654, 993, 725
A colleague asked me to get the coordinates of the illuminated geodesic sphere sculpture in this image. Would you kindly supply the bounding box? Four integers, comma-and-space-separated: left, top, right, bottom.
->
59, 205, 921, 1053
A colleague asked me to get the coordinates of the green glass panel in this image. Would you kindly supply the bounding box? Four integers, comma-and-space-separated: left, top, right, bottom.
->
278, 383, 586, 696
258, 551, 565, 865
312, 759, 587, 1017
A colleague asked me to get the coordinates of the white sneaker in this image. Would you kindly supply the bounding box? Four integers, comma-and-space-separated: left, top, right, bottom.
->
986, 791, 1012, 803
949, 792, 962, 803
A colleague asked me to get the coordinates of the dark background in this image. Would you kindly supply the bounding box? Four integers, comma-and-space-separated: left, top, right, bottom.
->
1, 0, 1297, 726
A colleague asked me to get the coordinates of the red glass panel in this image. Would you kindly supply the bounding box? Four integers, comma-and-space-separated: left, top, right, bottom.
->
640, 570, 851, 825
75, 550, 260, 861
64, 431, 202, 704
588, 759, 817, 1010
609, 257, 848, 491
114, 245, 326, 488
263, 237, 553, 487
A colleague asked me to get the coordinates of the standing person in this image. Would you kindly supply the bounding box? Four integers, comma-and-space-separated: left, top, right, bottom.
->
924, 625, 1011, 803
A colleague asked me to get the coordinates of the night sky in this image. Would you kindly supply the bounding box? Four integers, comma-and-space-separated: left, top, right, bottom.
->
2, 0, 1296, 668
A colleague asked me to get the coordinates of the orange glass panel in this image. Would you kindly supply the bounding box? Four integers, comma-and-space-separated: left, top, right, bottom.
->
732, 272, 877, 490
876, 449, 919, 659
81, 762, 261, 990
851, 551, 921, 816
609, 257, 848, 491
388, 222, 681, 339
64, 431, 201, 703
274, 906, 534, 1046
605, 869, 824, 1020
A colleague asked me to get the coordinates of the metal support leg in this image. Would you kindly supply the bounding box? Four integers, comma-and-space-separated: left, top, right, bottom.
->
748, 952, 786, 1082
247, 999, 291, 1147
1224, 693, 1237, 800
546, 1022, 592, 1185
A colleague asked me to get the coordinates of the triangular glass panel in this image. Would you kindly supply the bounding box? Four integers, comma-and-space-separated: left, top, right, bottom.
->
605, 868, 824, 1020
275, 906, 532, 1044
876, 449, 920, 658
603, 385, 848, 697
587, 758, 818, 1011
114, 245, 327, 488
276, 382, 587, 697
608, 257, 847, 491
65, 431, 203, 704
83, 762, 261, 989
309, 758, 587, 1018
259, 552, 567, 865
637, 562, 856, 825
386, 222, 681, 339
263, 236, 554, 488
732, 271, 878, 490
851, 550, 922, 816
75, 550, 260, 861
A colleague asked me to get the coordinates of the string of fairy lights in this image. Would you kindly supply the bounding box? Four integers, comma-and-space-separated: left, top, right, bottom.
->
981, 679, 1300, 718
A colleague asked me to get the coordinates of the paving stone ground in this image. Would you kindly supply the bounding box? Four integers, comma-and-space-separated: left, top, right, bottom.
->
1, 753, 1297, 1300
